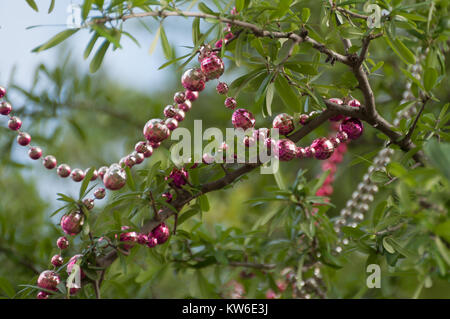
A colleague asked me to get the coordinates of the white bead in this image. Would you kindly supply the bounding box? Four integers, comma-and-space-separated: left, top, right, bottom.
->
342, 238, 349, 245
335, 246, 343, 253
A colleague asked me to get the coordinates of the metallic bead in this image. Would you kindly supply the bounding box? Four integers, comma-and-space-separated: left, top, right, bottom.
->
71, 168, 85, 182
57, 164, 71, 178
43, 155, 57, 169
28, 147, 43, 160
103, 163, 127, 191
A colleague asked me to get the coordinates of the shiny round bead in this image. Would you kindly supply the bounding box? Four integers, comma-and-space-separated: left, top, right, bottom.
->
173, 91, 186, 104
143, 119, 170, 143
124, 155, 137, 168
185, 90, 199, 101
362, 194, 374, 202
335, 246, 343, 254
152, 223, 170, 245
295, 147, 306, 158
173, 109, 185, 122
37, 270, 60, 292
340, 209, 351, 217
163, 105, 177, 118
28, 146, 43, 160
0, 101, 12, 115
215, 39, 223, 48
311, 138, 334, 160
224, 97, 237, 110
181, 68, 206, 91
133, 151, 145, 164
178, 100, 192, 112
166, 167, 188, 188
43, 155, 57, 169
71, 168, 85, 182
67, 254, 85, 279
17, 132, 31, 146
162, 192, 173, 203
57, 164, 71, 178
51, 254, 64, 267
165, 118, 178, 131
143, 148, 153, 158
200, 54, 225, 80
216, 82, 229, 95
304, 146, 315, 158
103, 164, 127, 190
84, 168, 98, 181
56, 236, 69, 249
135, 141, 151, 154
330, 137, 340, 148
272, 113, 295, 135
352, 212, 364, 221
137, 233, 148, 245
97, 166, 108, 179
120, 229, 139, 250
198, 44, 213, 61
94, 187, 106, 199
348, 99, 361, 107
232, 108, 255, 130
336, 131, 348, 143
149, 141, 161, 149
83, 198, 94, 210
147, 235, 158, 248
37, 291, 48, 299
340, 118, 364, 140
275, 139, 297, 162
298, 114, 309, 125
60, 211, 84, 236
0, 86, 6, 98
8, 116, 22, 130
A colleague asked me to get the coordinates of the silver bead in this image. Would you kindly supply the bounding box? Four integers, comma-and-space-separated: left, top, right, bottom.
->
352, 212, 365, 221
362, 194, 374, 202
340, 209, 351, 217
349, 222, 358, 228
335, 246, 343, 253
342, 238, 349, 245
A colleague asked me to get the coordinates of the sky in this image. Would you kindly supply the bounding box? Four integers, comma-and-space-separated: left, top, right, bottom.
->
0, 0, 200, 209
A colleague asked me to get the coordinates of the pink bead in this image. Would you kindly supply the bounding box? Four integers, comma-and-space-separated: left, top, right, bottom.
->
67, 254, 85, 279
0, 101, 12, 115
272, 113, 295, 135
43, 155, 57, 169
103, 164, 127, 190
17, 132, 31, 146
37, 291, 49, 299
51, 254, 64, 267
97, 166, 108, 179
83, 198, 94, 210
37, 270, 60, 292
181, 68, 205, 91
152, 223, 170, 245
120, 229, 139, 250
276, 139, 297, 161
330, 137, 341, 148
232, 108, 255, 130
124, 155, 136, 168
0, 86, 6, 98
147, 235, 158, 248
57, 164, 71, 177
135, 141, 151, 154
174, 91, 186, 104
201, 55, 225, 80
173, 109, 185, 122
336, 131, 348, 143
163, 105, 177, 118
56, 236, 69, 249
215, 39, 223, 48
304, 146, 316, 158
185, 90, 199, 101
85, 168, 98, 181
149, 141, 161, 149
216, 82, 229, 95
266, 289, 277, 299
224, 97, 237, 110
295, 147, 306, 158
162, 192, 173, 203
348, 99, 361, 107
166, 167, 188, 188
137, 233, 148, 245
143, 148, 153, 158
243, 135, 256, 147
60, 211, 84, 236
339, 118, 363, 140
178, 100, 192, 112
28, 146, 43, 160
71, 168, 85, 182
8, 116, 22, 130
298, 114, 309, 125
93, 187, 106, 199
133, 152, 145, 164
143, 119, 170, 143
311, 137, 335, 160
165, 118, 178, 131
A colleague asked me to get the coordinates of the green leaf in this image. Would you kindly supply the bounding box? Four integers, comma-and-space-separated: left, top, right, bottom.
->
372, 200, 387, 228
148, 25, 161, 55
235, 0, 245, 12
383, 237, 395, 254
32, 29, 79, 52
273, 169, 286, 190
91, 25, 121, 48
124, 166, 136, 191
178, 208, 201, 226
57, 193, 76, 203
160, 25, 173, 60
26, 0, 38, 11
89, 39, 110, 73
384, 35, 414, 65
301, 7, 311, 23
48, 0, 55, 13
198, 194, 210, 212
84, 32, 100, 60
82, 0, 93, 20
423, 140, 450, 180
423, 67, 438, 91
234, 32, 244, 67
434, 237, 450, 266
264, 82, 275, 117
79, 167, 95, 199
192, 17, 200, 46
0, 277, 15, 298
198, 2, 216, 15
274, 75, 299, 111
